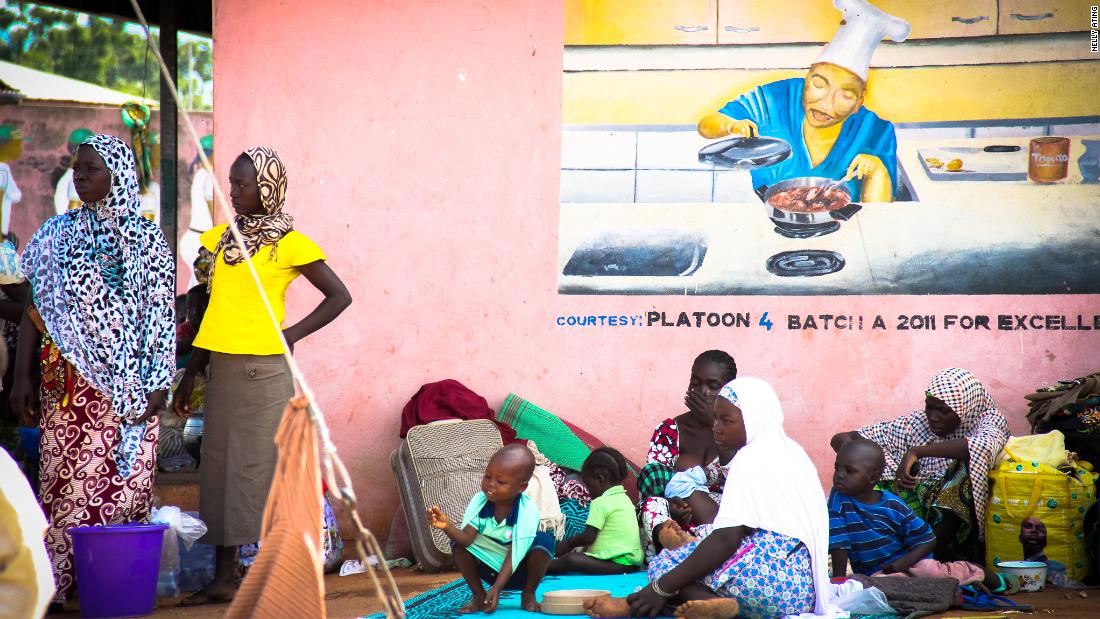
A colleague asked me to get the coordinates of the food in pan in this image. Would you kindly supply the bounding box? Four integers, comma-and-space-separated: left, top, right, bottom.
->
767, 185, 850, 212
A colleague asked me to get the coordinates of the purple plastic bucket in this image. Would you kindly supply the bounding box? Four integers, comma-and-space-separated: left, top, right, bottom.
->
70, 523, 168, 618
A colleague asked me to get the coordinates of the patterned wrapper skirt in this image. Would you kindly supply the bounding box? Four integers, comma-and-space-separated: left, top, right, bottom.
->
879, 460, 982, 563
38, 335, 159, 602
199, 352, 293, 547
648, 527, 815, 619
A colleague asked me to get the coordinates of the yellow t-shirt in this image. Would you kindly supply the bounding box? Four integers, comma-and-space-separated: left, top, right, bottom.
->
192, 224, 326, 355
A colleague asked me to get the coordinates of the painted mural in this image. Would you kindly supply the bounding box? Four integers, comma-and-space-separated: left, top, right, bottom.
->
558, 0, 1100, 295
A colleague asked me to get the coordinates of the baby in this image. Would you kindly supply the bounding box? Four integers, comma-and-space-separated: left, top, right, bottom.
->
828, 439, 996, 588
550, 447, 643, 574
427, 444, 552, 614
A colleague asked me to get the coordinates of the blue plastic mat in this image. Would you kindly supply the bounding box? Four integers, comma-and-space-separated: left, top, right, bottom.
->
363, 571, 655, 618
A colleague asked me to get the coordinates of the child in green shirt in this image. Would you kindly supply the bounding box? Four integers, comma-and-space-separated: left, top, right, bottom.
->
550, 447, 643, 574
428, 444, 553, 613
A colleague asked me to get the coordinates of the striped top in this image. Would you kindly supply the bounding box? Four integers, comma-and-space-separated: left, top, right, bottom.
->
828, 489, 935, 575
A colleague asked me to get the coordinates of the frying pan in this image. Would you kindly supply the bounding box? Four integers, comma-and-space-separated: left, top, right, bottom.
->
762, 177, 862, 225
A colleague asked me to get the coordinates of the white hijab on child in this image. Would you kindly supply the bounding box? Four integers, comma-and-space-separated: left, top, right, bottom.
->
712, 377, 847, 618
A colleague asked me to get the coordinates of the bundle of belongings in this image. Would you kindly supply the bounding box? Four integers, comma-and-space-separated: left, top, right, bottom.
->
1025, 371, 1100, 465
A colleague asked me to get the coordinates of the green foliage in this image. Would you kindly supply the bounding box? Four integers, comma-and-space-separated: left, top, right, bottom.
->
0, 2, 212, 110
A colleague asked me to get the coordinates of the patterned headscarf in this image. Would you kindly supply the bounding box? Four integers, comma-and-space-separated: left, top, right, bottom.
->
857, 367, 1011, 535
20, 134, 175, 427
214, 146, 294, 265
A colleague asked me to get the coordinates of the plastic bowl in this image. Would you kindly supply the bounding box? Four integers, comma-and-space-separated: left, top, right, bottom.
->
541, 589, 611, 616
996, 560, 1047, 592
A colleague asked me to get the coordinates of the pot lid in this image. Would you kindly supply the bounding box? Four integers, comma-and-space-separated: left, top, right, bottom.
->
699, 136, 792, 170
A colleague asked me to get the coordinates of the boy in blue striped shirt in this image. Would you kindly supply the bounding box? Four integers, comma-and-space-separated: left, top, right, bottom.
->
828, 439, 990, 586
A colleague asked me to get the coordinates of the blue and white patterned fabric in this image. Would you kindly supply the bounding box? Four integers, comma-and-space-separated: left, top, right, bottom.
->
21, 134, 175, 424
649, 528, 815, 619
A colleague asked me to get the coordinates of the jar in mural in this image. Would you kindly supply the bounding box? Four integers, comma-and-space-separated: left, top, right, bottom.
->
1028, 137, 1070, 182
1079, 140, 1100, 184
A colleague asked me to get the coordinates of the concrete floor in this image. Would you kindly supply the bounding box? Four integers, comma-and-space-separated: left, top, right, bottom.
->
44, 567, 1100, 618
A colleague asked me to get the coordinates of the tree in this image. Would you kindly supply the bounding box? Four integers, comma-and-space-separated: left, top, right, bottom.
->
0, 2, 212, 110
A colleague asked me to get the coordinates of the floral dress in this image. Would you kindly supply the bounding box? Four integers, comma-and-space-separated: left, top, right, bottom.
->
639, 418, 726, 560
648, 527, 815, 619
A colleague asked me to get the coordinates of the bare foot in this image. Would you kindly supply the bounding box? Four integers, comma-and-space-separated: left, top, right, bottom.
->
674, 598, 740, 619
584, 596, 631, 618
521, 590, 541, 612
459, 593, 486, 614
658, 520, 697, 551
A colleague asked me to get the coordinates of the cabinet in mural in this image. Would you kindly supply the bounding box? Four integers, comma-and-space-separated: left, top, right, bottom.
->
717, 0, 838, 44
873, 0, 997, 39
718, 0, 999, 44
564, 0, 717, 45
997, 0, 1093, 35
566, 0, 1091, 46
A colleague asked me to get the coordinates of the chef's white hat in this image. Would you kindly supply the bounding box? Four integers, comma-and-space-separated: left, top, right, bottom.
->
816, 0, 910, 81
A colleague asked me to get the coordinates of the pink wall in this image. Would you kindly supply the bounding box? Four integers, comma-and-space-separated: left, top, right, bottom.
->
0, 103, 211, 292
214, 1, 1100, 537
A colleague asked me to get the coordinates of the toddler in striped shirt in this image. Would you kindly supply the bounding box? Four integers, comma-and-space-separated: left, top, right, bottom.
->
828, 439, 993, 587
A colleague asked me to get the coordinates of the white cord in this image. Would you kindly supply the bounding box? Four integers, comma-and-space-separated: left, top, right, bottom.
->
126, 7, 405, 615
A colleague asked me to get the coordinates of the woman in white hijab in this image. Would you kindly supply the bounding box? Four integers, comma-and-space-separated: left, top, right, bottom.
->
588, 377, 843, 619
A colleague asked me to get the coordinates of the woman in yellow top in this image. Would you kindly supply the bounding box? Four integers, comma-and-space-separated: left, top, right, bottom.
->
174, 146, 351, 605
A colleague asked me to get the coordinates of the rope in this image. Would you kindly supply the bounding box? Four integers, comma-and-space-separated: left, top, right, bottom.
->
127, 2, 405, 616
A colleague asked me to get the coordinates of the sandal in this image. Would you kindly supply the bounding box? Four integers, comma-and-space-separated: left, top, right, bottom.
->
958, 585, 1032, 612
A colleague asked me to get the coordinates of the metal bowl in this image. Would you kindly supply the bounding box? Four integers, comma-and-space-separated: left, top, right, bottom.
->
763, 176, 853, 225
182, 415, 204, 462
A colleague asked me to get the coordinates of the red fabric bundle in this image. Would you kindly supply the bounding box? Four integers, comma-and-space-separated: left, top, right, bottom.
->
399, 379, 518, 443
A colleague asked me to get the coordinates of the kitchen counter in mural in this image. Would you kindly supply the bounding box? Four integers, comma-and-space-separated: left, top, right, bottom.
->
559, 136, 1100, 296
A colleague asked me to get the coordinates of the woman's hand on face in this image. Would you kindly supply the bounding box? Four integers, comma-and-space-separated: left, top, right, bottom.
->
684, 390, 710, 417
627, 584, 668, 618
137, 389, 168, 424
896, 448, 920, 490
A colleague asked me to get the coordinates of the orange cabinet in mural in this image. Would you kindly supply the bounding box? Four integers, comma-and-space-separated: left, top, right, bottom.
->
873, 0, 997, 39
717, 0, 838, 44
718, 0, 997, 44
564, 0, 717, 45
998, 0, 1093, 35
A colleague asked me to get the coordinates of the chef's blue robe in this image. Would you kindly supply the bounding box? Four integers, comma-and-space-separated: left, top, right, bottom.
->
718, 78, 898, 201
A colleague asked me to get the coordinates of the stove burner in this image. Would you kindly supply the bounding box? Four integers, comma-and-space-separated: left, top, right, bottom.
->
772, 220, 840, 239
766, 250, 845, 277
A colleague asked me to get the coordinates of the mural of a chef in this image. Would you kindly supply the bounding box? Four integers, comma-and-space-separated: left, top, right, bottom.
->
698, 0, 909, 202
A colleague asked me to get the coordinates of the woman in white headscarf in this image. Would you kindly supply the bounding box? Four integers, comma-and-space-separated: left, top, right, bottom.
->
588, 377, 842, 619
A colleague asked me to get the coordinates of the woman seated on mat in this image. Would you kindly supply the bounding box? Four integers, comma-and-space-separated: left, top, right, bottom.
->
550, 447, 643, 574
830, 367, 1010, 565
587, 378, 840, 619
639, 350, 737, 560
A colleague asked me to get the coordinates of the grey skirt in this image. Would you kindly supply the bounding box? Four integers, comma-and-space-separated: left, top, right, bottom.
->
199, 352, 293, 546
